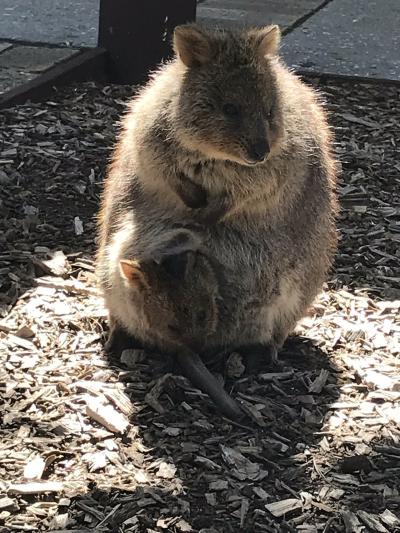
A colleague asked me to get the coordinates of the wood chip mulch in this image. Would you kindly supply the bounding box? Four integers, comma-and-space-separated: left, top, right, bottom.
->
0, 78, 399, 533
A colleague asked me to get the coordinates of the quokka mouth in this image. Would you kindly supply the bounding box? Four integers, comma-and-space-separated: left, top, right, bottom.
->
241, 157, 267, 167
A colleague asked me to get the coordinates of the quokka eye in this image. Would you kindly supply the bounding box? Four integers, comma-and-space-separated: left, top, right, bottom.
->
222, 103, 240, 117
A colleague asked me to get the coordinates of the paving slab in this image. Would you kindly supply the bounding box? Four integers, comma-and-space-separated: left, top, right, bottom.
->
0, 0, 325, 51
0, 0, 324, 48
197, 0, 325, 30
0, 0, 99, 47
282, 0, 400, 82
0, 45, 79, 73
0, 67, 35, 94
197, 7, 300, 30
0, 43, 82, 97
0, 42, 12, 53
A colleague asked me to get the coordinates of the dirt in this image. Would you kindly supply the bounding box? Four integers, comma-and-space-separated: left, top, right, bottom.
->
0, 77, 399, 533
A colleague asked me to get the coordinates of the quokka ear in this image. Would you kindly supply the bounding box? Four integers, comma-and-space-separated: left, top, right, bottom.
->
119, 259, 149, 290
173, 24, 214, 67
250, 25, 281, 58
161, 250, 198, 280
161, 252, 190, 280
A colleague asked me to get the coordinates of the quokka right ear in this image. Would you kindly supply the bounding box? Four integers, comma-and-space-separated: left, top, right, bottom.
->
119, 259, 150, 290
173, 24, 214, 67
248, 25, 281, 59
143, 229, 202, 263
161, 250, 199, 280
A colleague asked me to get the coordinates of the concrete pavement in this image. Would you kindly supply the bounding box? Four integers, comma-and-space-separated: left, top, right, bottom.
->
282, 0, 400, 82
197, 0, 326, 31
0, 0, 328, 98
0, 0, 399, 101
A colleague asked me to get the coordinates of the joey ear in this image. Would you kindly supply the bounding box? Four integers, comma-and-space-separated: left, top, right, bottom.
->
173, 24, 214, 67
151, 230, 201, 261
251, 25, 281, 58
161, 252, 189, 280
119, 259, 149, 290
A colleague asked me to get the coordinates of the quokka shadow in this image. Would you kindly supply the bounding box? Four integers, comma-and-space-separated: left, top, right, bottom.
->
84, 330, 342, 532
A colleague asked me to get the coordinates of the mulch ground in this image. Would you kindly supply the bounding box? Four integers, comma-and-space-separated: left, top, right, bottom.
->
0, 77, 399, 533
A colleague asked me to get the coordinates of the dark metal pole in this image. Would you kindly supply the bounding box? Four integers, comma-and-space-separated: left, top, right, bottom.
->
98, 0, 197, 84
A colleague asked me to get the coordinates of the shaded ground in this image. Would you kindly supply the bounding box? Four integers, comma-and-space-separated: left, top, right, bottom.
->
0, 78, 399, 532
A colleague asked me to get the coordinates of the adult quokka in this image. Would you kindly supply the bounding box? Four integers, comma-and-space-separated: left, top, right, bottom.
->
97, 23, 338, 409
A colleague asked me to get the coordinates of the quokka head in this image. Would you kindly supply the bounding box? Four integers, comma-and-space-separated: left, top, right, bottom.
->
172, 24, 285, 166
119, 251, 219, 352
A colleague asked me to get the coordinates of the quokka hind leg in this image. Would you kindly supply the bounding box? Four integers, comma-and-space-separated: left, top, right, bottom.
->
104, 314, 142, 355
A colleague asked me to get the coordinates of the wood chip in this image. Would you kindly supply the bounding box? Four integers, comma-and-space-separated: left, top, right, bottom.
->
1, 78, 400, 533
308, 369, 330, 393
341, 511, 362, 533
35, 276, 99, 296
32, 250, 70, 277
0, 497, 17, 511
265, 498, 302, 517
23, 456, 46, 480
380, 509, 400, 528
8, 482, 64, 494
362, 370, 398, 391
357, 510, 389, 533
220, 445, 267, 481
85, 395, 129, 434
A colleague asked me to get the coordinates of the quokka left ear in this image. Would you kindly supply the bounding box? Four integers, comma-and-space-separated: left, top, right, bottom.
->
249, 25, 281, 59
173, 24, 215, 67
119, 259, 150, 290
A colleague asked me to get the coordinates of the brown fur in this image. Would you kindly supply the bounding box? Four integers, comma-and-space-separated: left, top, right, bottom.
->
97, 23, 338, 358
110, 250, 244, 420
117, 251, 219, 353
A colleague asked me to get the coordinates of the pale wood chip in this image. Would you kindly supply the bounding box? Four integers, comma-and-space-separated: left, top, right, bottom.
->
259, 370, 294, 382
32, 250, 70, 277
156, 461, 177, 479
23, 456, 46, 480
35, 276, 99, 296
363, 370, 398, 391
85, 395, 129, 434
48, 513, 70, 529
0, 497, 17, 511
380, 509, 400, 528
265, 498, 302, 517
240, 497, 249, 528
103, 387, 134, 416
176, 518, 192, 531
8, 481, 64, 494
357, 510, 389, 533
5, 334, 37, 351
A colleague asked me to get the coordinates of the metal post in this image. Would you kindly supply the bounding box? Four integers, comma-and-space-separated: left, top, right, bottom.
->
98, 0, 197, 84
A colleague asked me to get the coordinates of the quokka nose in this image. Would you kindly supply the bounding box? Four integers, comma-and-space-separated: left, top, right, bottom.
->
247, 138, 270, 163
